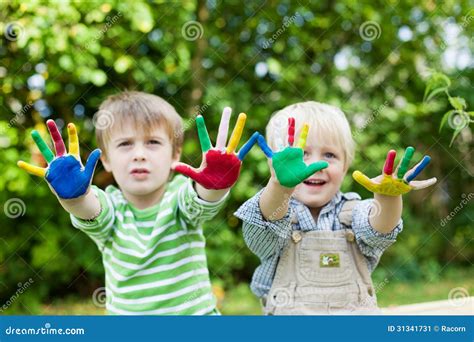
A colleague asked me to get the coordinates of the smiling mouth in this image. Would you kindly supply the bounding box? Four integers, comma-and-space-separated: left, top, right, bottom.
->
303, 179, 327, 187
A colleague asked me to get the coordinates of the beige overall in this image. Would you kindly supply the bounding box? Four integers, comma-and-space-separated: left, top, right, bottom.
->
264, 200, 381, 315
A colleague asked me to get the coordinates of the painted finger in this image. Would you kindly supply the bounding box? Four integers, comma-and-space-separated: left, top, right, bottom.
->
352, 170, 378, 193
383, 150, 397, 175
405, 156, 431, 182
409, 177, 437, 190
288, 117, 295, 146
396, 146, 415, 179
31, 130, 54, 163
296, 123, 309, 149
67, 123, 80, 160
257, 134, 274, 158
216, 107, 232, 151
17, 161, 47, 177
47, 119, 67, 157
196, 115, 212, 153
226, 113, 247, 154
237, 132, 259, 161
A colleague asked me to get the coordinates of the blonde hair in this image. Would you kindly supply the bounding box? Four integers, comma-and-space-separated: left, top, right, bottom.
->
266, 101, 355, 170
95, 91, 183, 157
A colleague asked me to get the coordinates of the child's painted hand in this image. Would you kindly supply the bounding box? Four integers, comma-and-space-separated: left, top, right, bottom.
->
257, 117, 329, 188
172, 108, 259, 190
17, 120, 101, 199
352, 147, 437, 196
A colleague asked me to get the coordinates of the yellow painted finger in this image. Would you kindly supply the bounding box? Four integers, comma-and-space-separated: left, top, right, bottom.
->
68, 123, 80, 159
226, 113, 247, 154
297, 124, 309, 149
352, 170, 378, 193
17, 161, 46, 178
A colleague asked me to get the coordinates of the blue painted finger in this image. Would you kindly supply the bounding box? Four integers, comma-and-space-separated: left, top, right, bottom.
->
257, 134, 273, 158
238, 132, 259, 161
405, 155, 431, 182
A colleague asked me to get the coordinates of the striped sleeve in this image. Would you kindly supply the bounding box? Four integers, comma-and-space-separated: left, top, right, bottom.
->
351, 199, 403, 271
234, 189, 293, 260
70, 185, 115, 251
177, 177, 229, 228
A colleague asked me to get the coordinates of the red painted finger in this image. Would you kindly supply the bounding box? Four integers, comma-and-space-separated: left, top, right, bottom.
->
383, 150, 396, 175
288, 117, 295, 146
46, 119, 66, 157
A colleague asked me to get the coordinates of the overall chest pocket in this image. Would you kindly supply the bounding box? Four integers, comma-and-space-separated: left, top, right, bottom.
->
298, 237, 353, 285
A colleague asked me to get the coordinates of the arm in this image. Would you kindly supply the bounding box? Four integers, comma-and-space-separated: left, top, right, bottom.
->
236, 190, 293, 260
57, 188, 101, 220
353, 147, 437, 234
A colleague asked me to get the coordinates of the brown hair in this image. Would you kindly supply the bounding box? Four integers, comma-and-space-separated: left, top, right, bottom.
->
95, 91, 183, 157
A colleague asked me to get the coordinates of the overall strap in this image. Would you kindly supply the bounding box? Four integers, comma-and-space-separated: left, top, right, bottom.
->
338, 200, 359, 227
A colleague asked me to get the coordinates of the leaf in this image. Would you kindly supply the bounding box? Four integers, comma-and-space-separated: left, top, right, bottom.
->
439, 110, 454, 132
423, 72, 451, 102
448, 96, 467, 110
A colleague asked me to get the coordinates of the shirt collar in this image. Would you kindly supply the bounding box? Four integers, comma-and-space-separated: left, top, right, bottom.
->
290, 191, 344, 230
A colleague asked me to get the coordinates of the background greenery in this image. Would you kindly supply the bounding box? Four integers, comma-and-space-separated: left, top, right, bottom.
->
0, 0, 472, 314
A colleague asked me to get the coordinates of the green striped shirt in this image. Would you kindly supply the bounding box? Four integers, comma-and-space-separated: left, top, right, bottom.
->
70, 175, 228, 315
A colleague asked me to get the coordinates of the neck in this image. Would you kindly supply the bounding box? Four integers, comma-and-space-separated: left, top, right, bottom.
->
309, 206, 322, 221
123, 184, 167, 210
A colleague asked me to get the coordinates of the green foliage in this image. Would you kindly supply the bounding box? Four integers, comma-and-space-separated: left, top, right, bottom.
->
0, 0, 472, 312
423, 70, 473, 145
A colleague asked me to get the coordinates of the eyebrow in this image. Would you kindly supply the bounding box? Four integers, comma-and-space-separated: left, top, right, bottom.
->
113, 135, 166, 143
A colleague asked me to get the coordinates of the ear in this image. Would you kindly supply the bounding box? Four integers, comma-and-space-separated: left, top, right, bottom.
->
100, 153, 112, 172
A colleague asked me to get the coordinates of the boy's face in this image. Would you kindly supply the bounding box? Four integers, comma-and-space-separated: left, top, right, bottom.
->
100, 124, 179, 199
293, 136, 346, 209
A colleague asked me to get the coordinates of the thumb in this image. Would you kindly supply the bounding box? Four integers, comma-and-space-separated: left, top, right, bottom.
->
172, 162, 201, 180
303, 161, 329, 178
84, 149, 102, 181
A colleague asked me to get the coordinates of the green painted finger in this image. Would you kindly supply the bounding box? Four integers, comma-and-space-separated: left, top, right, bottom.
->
397, 146, 415, 179
196, 115, 212, 153
31, 130, 54, 163
301, 161, 329, 179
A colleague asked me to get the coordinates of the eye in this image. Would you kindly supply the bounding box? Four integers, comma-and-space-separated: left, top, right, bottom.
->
148, 139, 162, 145
303, 150, 309, 157
324, 152, 336, 159
118, 141, 131, 147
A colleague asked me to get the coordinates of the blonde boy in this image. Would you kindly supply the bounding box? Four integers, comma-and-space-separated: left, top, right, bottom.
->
18, 91, 255, 315
235, 101, 436, 315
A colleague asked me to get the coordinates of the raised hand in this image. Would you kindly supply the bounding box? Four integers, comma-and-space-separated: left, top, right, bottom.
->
352, 146, 437, 196
17, 120, 101, 199
257, 117, 329, 188
172, 107, 259, 190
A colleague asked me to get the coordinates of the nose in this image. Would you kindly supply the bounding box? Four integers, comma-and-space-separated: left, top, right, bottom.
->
133, 144, 147, 162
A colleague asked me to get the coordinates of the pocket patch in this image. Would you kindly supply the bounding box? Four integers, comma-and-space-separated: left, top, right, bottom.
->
320, 253, 340, 267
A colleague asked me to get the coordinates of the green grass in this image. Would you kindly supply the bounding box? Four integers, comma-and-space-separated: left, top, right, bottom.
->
15, 267, 474, 315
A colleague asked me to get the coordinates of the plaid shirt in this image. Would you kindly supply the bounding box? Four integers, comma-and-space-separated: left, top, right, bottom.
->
234, 189, 403, 298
